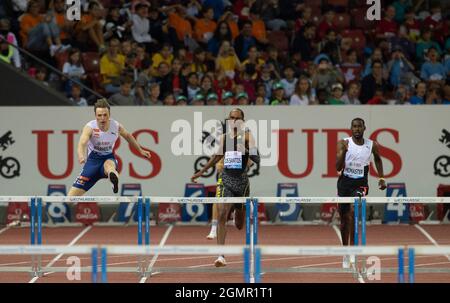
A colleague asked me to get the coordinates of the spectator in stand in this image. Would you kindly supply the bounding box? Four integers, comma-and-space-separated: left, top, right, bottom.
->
154, 61, 173, 94
327, 83, 345, 105
35, 66, 49, 86
270, 82, 288, 105
392, 0, 412, 24
392, 84, 411, 105
318, 28, 341, 66
292, 23, 317, 62
151, 43, 174, 76
62, 48, 87, 95
165, 5, 193, 50
147, 82, 163, 105
265, 45, 282, 79
191, 47, 208, 78
199, 74, 215, 97
68, 83, 88, 106
340, 49, 363, 85
416, 28, 442, 63
194, 6, 217, 46
0, 18, 21, 68
294, 6, 312, 33
203, 0, 225, 20
219, 8, 239, 41
236, 63, 257, 102
215, 40, 241, 79
341, 81, 361, 105
74, 1, 105, 52
20, 2, 66, 58
191, 93, 205, 106
222, 91, 235, 105
400, 9, 421, 42
100, 38, 125, 94
422, 3, 447, 45
258, 0, 287, 31
171, 57, 187, 96
442, 84, 450, 104
135, 58, 153, 105
234, 20, 257, 61
206, 92, 219, 105
207, 20, 233, 57
408, 81, 427, 104
185, 0, 202, 18
104, 5, 132, 42
241, 45, 264, 73
362, 47, 388, 80
376, 6, 398, 40
311, 54, 344, 97
280, 65, 298, 99
317, 7, 336, 40
420, 47, 446, 85
176, 95, 188, 106
367, 87, 388, 105
186, 72, 201, 102
424, 84, 443, 104
290, 76, 314, 105
109, 76, 136, 106
131, 3, 158, 53
360, 60, 390, 104
163, 92, 176, 106
258, 63, 276, 101
387, 45, 416, 88
236, 91, 250, 105
255, 82, 270, 105
52, 0, 75, 45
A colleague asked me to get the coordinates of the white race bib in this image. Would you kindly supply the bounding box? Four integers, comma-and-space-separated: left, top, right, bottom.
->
343, 161, 364, 179
224, 151, 242, 169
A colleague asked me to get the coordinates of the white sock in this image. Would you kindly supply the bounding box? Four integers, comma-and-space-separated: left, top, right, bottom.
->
210, 220, 217, 232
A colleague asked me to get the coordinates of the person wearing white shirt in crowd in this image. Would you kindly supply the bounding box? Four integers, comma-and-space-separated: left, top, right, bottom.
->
290, 76, 315, 105
341, 81, 362, 105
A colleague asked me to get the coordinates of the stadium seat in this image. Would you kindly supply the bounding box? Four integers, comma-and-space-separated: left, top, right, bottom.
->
87, 73, 106, 96
81, 52, 100, 74
341, 29, 367, 56
334, 13, 351, 30
267, 31, 289, 52
54, 50, 69, 71
326, 0, 349, 8
350, 8, 376, 30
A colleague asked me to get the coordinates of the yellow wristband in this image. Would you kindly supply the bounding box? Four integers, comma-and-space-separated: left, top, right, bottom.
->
379, 178, 385, 181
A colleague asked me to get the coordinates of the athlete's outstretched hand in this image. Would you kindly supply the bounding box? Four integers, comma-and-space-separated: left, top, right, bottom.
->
378, 179, 387, 190
140, 149, 151, 159
191, 171, 202, 183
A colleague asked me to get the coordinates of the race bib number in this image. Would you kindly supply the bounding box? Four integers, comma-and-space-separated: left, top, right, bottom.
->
343, 162, 364, 178
224, 151, 242, 169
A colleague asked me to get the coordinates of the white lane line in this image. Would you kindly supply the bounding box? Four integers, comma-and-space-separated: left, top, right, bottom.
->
139, 224, 173, 283
28, 226, 92, 283
414, 225, 450, 262
0, 226, 10, 235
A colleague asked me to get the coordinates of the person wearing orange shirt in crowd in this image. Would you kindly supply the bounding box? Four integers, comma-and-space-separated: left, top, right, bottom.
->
20, 1, 65, 58
249, 7, 268, 46
163, 5, 193, 46
194, 6, 217, 46
50, 0, 74, 45
74, 1, 105, 52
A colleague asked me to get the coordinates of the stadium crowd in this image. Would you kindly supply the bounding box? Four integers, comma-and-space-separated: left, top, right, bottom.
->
0, 0, 449, 106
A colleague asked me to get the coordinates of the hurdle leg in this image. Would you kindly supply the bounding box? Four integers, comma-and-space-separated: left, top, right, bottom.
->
352, 198, 359, 277
398, 248, 405, 283
101, 248, 108, 283
91, 247, 98, 283
30, 197, 36, 277
360, 197, 367, 276
37, 197, 43, 277
137, 197, 144, 277
408, 248, 415, 283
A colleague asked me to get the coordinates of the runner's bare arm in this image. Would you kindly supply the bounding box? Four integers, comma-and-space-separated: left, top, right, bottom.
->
336, 139, 348, 172
372, 141, 386, 190
78, 125, 92, 164
119, 124, 151, 158
191, 135, 224, 182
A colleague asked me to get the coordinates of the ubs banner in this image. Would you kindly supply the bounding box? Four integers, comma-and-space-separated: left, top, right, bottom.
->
0, 106, 448, 197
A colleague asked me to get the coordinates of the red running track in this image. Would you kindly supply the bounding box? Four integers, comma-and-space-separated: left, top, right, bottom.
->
0, 224, 449, 283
